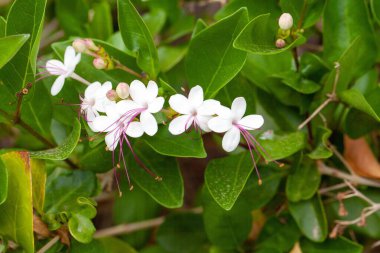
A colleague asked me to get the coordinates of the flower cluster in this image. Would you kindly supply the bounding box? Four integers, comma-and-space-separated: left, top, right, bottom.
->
44, 44, 269, 187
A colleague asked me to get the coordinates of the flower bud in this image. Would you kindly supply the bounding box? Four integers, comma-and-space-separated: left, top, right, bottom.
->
278, 13, 293, 30
275, 39, 286, 48
106, 90, 118, 101
84, 39, 99, 51
72, 39, 87, 53
93, 58, 107, 69
116, 82, 130, 99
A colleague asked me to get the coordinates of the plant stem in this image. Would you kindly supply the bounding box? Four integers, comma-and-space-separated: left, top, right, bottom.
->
114, 60, 143, 79
36, 235, 59, 253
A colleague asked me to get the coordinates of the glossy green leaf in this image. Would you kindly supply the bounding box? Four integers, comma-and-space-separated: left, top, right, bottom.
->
143, 9, 166, 37
55, 0, 89, 36
0, 34, 29, 69
79, 144, 113, 173
289, 194, 328, 242
234, 14, 306, 55
129, 144, 184, 208
158, 45, 188, 73
0, 17, 5, 37
202, 187, 252, 249
118, 0, 159, 78
343, 109, 380, 139
31, 159, 46, 214
258, 131, 306, 161
186, 8, 249, 98
300, 52, 331, 82
286, 156, 321, 202
68, 213, 96, 243
371, 0, 380, 25
205, 152, 253, 210
0, 152, 34, 253
300, 237, 363, 253
0, 159, 7, 205
192, 19, 207, 38
30, 118, 81, 160
216, 0, 281, 20
157, 213, 207, 253
308, 127, 333, 159
143, 125, 207, 158
89, 1, 113, 40
272, 71, 321, 94
71, 237, 137, 253
280, 0, 326, 28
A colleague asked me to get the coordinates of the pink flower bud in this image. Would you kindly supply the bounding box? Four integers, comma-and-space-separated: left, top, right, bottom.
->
106, 90, 117, 101
275, 39, 286, 48
93, 58, 107, 69
72, 39, 87, 53
116, 82, 130, 99
279, 13, 293, 30
84, 39, 99, 51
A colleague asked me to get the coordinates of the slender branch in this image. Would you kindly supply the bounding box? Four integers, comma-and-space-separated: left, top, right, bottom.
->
36, 235, 59, 253
319, 182, 347, 194
114, 60, 144, 79
330, 144, 355, 175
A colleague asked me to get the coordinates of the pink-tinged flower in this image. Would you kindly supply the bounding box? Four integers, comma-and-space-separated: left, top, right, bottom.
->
46, 46, 81, 96
81, 81, 115, 130
128, 80, 165, 136
278, 13, 293, 30
168, 85, 220, 135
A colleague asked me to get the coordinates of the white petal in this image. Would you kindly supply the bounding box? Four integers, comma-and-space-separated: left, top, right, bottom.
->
85, 82, 101, 98
105, 130, 120, 151
64, 46, 77, 66
169, 94, 191, 114
188, 85, 203, 107
94, 98, 115, 113
46, 60, 66, 75
169, 115, 192, 135
222, 127, 241, 152
129, 80, 147, 105
101, 81, 113, 91
146, 80, 158, 102
92, 115, 115, 132
231, 97, 246, 120
216, 105, 233, 119
115, 100, 141, 116
239, 115, 264, 130
208, 116, 232, 133
197, 115, 212, 132
148, 97, 164, 113
50, 75, 66, 96
140, 111, 158, 136
197, 99, 220, 116
125, 121, 144, 138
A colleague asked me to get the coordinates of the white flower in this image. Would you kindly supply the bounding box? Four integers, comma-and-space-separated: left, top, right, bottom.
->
168, 85, 220, 135
278, 13, 293, 30
81, 81, 115, 129
208, 97, 264, 152
46, 46, 81, 96
128, 80, 165, 136
91, 102, 144, 151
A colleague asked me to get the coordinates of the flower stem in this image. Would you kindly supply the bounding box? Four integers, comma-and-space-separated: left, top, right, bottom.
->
36, 235, 59, 253
71, 73, 91, 86
114, 60, 144, 79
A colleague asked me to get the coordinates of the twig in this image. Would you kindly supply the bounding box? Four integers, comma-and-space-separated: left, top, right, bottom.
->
114, 61, 144, 79
330, 144, 355, 175
37, 235, 59, 253
319, 182, 347, 194
298, 62, 340, 130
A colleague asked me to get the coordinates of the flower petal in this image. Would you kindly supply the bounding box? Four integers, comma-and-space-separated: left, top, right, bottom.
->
197, 115, 212, 132
222, 127, 241, 152
96, 81, 112, 98
126, 121, 144, 138
188, 85, 203, 107
92, 115, 115, 132
146, 80, 158, 102
216, 105, 233, 119
239, 115, 264, 130
169, 94, 191, 114
46, 60, 66, 75
231, 97, 246, 120
129, 79, 147, 105
94, 97, 115, 113
197, 99, 220, 116
140, 111, 158, 136
169, 115, 192, 135
148, 97, 164, 113
50, 75, 66, 96
115, 100, 141, 116
105, 130, 120, 151
64, 46, 77, 66
85, 82, 101, 98
208, 116, 232, 133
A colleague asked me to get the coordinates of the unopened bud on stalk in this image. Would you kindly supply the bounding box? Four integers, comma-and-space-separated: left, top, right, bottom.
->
279, 13, 293, 30
84, 39, 99, 51
275, 39, 286, 48
106, 90, 118, 101
116, 82, 130, 99
93, 58, 107, 69
72, 39, 87, 53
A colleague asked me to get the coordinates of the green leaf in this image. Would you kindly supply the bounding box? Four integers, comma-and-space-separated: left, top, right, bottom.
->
158, 45, 188, 73
0, 159, 7, 205
0, 34, 30, 69
234, 13, 306, 55
186, 8, 249, 98
192, 19, 207, 38
118, 0, 159, 79
129, 144, 184, 208
89, 1, 113, 40
289, 194, 328, 242
0, 16, 5, 37
79, 144, 113, 173
205, 152, 253, 210
55, 0, 89, 36
217, 0, 281, 20
272, 71, 321, 94
143, 9, 166, 37
157, 213, 207, 253
300, 237, 363, 253
0, 0, 47, 93
280, 0, 326, 28
68, 213, 96, 244
308, 127, 333, 159
343, 109, 380, 138
258, 131, 306, 161
202, 187, 252, 250
30, 118, 81, 160
371, 0, 380, 25
31, 159, 46, 214
339, 88, 380, 122
71, 237, 137, 253
143, 125, 207, 158
0, 152, 34, 253
286, 156, 321, 202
